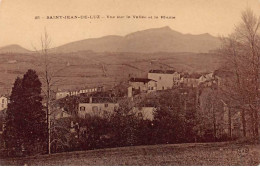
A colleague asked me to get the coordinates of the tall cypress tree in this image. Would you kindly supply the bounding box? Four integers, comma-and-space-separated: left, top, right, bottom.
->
20, 69, 47, 155
4, 69, 47, 156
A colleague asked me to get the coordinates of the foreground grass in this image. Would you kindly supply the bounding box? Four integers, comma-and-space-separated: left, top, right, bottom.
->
1, 142, 260, 166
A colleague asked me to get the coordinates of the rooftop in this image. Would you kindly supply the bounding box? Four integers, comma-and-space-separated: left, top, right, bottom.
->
129, 78, 156, 83
0, 95, 9, 98
149, 69, 176, 74
181, 73, 201, 79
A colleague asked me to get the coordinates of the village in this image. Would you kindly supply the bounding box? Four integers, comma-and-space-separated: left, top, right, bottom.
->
0, 67, 240, 140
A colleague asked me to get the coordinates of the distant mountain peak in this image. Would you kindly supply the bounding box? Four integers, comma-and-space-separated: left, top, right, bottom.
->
136, 26, 174, 32
159, 26, 172, 30
0, 44, 31, 54
51, 26, 220, 53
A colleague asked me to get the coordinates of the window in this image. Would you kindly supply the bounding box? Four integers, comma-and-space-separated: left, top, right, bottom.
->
159, 76, 162, 80
105, 103, 108, 107
162, 86, 164, 90
2, 99, 4, 104
80, 106, 85, 111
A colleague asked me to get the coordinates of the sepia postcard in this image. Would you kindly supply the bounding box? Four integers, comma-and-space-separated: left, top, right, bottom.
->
0, 0, 260, 166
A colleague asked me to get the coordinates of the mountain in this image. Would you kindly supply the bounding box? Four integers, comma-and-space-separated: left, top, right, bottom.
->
51, 35, 124, 53
51, 26, 221, 53
0, 44, 32, 54
0, 27, 221, 54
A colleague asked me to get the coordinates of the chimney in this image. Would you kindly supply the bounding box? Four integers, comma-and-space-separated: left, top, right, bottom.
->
89, 97, 93, 103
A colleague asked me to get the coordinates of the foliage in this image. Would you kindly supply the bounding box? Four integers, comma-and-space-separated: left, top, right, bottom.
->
3, 69, 47, 157
50, 87, 213, 154
219, 8, 260, 140
3, 77, 23, 156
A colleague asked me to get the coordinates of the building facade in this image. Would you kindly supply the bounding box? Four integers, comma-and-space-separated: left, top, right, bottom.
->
0, 96, 8, 111
131, 107, 156, 121
56, 86, 103, 100
56, 91, 70, 100
129, 78, 157, 93
148, 70, 180, 90
78, 102, 119, 119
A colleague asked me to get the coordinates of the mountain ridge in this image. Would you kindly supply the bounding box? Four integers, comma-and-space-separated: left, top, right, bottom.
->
0, 27, 221, 54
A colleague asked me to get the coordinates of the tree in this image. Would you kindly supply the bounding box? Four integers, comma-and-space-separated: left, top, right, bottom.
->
3, 77, 23, 156
153, 90, 186, 144
33, 29, 69, 154
3, 70, 47, 156
219, 8, 260, 140
198, 87, 228, 141
31, 28, 69, 154
20, 69, 47, 155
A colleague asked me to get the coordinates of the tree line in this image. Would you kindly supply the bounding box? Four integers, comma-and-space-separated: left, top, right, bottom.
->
218, 8, 260, 141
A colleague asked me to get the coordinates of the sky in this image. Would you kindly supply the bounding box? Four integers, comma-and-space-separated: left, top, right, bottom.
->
0, 0, 260, 50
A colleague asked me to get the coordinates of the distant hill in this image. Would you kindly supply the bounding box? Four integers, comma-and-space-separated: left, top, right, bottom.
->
0, 44, 32, 54
51, 26, 221, 53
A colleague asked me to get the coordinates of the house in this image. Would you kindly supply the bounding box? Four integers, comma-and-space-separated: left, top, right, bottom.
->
0, 96, 8, 111
197, 72, 215, 84
78, 97, 119, 119
129, 78, 157, 93
51, 107, 71, 120
205, 72, 214, 81
56, 91, 70, 100
173, 72, 181, 86
198, 72, 216, 87
180, 73, 201, 87
130, 107, 156, 121
198, 75, 207, 84
148, 70, 180, 90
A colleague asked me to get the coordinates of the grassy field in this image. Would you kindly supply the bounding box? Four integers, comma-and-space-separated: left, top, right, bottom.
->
1, 142, 259, 166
